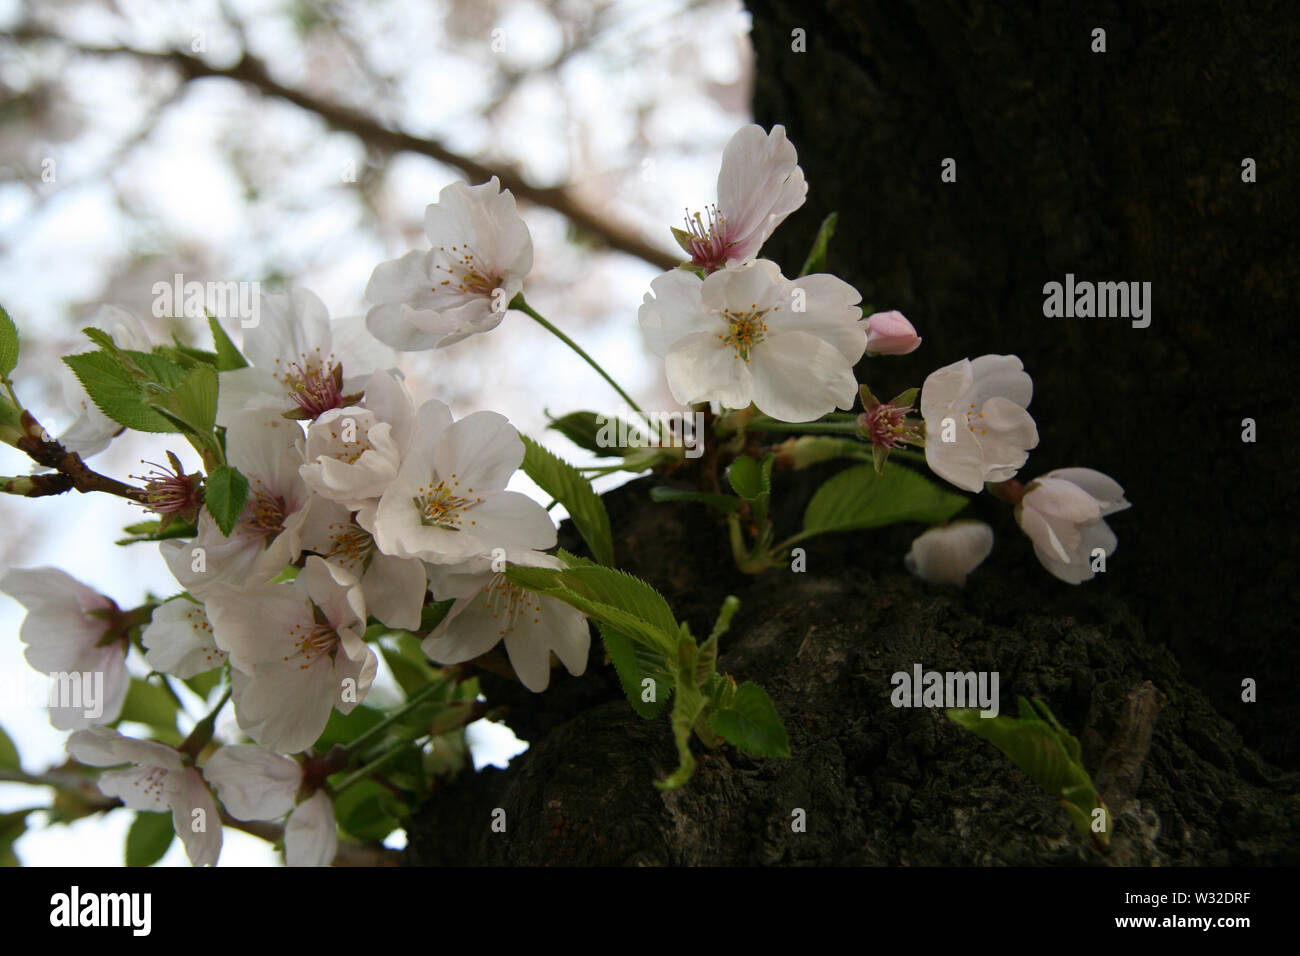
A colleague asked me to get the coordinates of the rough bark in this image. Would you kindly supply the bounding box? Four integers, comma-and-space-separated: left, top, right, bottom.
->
405, 472, 1298, 865
403, 3, 1300, 865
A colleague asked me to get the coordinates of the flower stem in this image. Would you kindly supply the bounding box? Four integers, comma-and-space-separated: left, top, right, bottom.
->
340, 679, 445, 758
331, 736, 428, 795
511, 294, 643, 414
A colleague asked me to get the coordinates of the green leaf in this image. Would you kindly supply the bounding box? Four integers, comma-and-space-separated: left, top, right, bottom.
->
545, 410, 647, 458
62, 351, 179, 433
116, 518, 198, 545
505, 564, 678, 657
519, 435, 615, 566
801, 464, 967, 538
656, 629, 709, 790
379, 634, 439, 698
125, 811, 175, 867
648, 486, 741, 513
149, 364, 218, 435
208, 314, 248, 371
947, 697, 1109, 845
600, 623, 671, 719
204, 465, 249, 537
117, 678, 180, 737
0, 304, 18, 379
82, 327, 117, 351
314, 704, 385, 752
332, 779, 403, 842
0, 723, 19, 770
728, 455, 763, 501
799, 211, 838, 277
709, 682, 791, 757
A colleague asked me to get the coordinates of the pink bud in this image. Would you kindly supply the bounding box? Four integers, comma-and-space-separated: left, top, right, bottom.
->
864, 310, 921, 355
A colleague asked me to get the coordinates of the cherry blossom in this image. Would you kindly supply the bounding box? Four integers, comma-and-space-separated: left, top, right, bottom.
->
140, 597, 227, 678
0, 568, 129, 729
676, 124, 807, 273
424, 553, 589, 692
365, 177, 533, 351
921, 355, 1039, 492
161, 409, 312, 598
1016, 468, 1131, 584
371, 400, 556, 565
215, 288, 394, 427
66, 728, 221, 867
863, 310, 922, 356
299, 369, 415, 510
205, 557, 375, 754
640, 258, 865, 422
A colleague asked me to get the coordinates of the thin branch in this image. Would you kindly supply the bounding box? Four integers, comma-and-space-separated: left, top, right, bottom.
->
13, 411, 148, 502
5, 26, 680, 271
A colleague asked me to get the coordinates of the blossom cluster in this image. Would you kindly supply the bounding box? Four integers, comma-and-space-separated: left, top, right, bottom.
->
0, 122, 1129, 866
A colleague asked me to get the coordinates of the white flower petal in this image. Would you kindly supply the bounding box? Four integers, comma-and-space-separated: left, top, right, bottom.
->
285, 791, 337, 867
202, 744, 300, 821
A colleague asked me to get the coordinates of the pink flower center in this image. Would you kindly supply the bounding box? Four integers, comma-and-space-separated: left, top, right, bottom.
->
859, 403, 914, 449
284, 359, 345, 419
682, 205, 734, 273
134, 460, 200, 516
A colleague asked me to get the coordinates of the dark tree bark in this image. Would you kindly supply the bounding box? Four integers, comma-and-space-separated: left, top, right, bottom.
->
403, 3, 1300, 865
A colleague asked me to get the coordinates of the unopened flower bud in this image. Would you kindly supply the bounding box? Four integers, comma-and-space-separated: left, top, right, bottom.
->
864, 310, 921, 356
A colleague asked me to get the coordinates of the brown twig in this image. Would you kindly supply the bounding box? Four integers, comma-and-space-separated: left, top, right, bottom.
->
12, 410, 148, 502
5, 26, 680, 272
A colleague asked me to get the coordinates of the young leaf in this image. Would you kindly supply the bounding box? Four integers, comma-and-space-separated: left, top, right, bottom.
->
0, 304, 18, 379
125, 811, 175, 867
208, 314, 248, 371
599, 622, 671, 719
948, 697, 1109, 846
728, 455, 763, 501
63, 351, 179, 433
798, 211, 838, 277
801, 464, 967, 538
519, 434, 615, 566
506, 564, 679, 660
544, 409, 647, 458
655, 667, 707, 791
708, 681, 791, 757
204, 465, 249, 537
150, 364, 218, 435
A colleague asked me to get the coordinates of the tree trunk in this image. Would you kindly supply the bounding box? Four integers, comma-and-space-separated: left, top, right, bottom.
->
402, 2, 1300, 865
